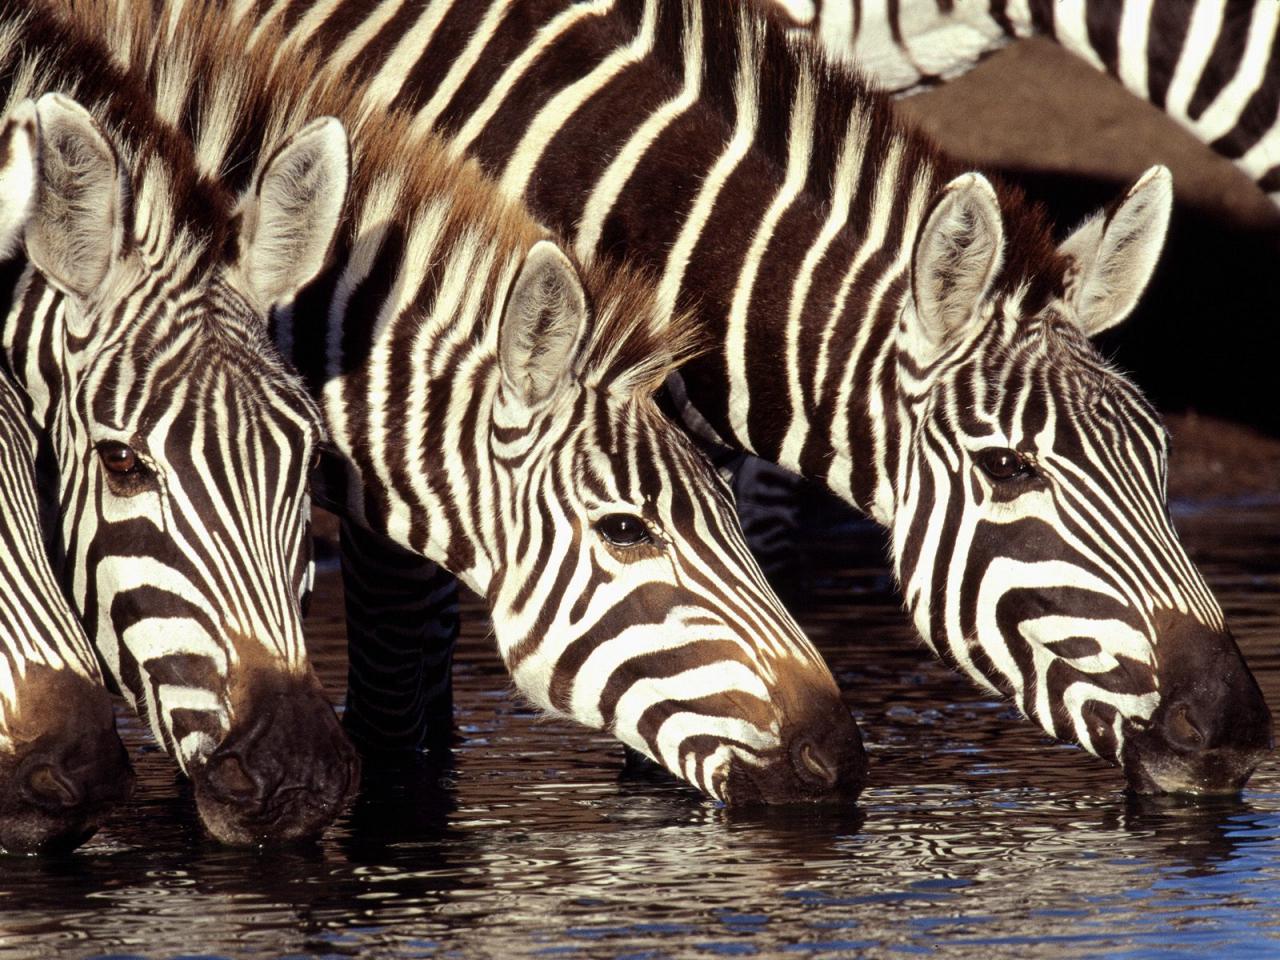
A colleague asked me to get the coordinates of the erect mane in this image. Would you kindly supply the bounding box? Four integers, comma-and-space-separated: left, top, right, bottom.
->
39, 0, 701, 399
644, 0, 1069, 308
0, 0, 234, 274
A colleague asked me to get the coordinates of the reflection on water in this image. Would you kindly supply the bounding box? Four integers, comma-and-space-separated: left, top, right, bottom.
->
1, 503, 1278, 959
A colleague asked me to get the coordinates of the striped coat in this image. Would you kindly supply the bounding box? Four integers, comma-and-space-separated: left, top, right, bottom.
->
219, 0, 1273, 794
43, 0, 868, 804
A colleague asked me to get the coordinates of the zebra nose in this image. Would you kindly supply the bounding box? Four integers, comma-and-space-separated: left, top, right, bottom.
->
791, 738, 840, 789
19, 759, 82, 810
191, 670, 360, 845
203, 752, 258, 802
785, 701, 868, 799
1162, 702, 1206, 752
1157, 679, 1272, 759
1124, 618, 1273, 795
15, 722, 135, 814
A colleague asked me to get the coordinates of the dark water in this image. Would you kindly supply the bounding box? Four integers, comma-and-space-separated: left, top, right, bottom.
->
2, 502, 1279, 959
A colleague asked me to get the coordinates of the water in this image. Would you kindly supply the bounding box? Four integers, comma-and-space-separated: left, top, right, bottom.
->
2, 502, 1278, 959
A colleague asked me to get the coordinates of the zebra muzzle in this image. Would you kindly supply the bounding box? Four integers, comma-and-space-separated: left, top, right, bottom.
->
724, 703, 868, 805
190, 669, 360, 846
1121, 616, 1273, 796
0, 722, 134, 853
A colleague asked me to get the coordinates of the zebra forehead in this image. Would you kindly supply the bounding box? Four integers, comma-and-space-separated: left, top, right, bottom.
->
996, 317, 1160, 417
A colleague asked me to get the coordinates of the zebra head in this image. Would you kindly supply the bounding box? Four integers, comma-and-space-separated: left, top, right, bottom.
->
892, 166, 1272, 794
11, 95, 358, 844
0, 101, 133, 854
486, 241, 865, 805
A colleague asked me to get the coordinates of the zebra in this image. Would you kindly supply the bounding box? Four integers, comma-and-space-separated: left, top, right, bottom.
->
762, 0, 1280, 208
56, 0, 868, 805
0, 101, 134, 854
230, 0, 1275, 794
0, 3, 361, 844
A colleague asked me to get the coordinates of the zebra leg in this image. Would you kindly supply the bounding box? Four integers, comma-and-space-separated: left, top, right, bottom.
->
339, 519, 459, 756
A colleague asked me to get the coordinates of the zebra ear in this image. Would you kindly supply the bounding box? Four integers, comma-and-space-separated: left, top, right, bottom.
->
497, 240, 588, 407
908, 173, 1005, 363
236, 116, 349, 309
1058, 165, 1171, 337
0, 101, 39, 258
24, 94, 131, 299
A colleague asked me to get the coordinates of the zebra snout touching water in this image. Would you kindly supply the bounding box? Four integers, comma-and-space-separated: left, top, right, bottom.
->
0, 6, 361, 846
892, 170, 1272, 795
0, 103, 133, 854
23, 0, 865, 807
0, 639, 132, 855
474, 257, 867, 799
1119, 615, 1272, 796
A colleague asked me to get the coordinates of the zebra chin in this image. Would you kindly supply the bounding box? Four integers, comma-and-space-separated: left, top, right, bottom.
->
188, 669, 359, 846
1118, 616, 1273, 797
0, 667, 134, 854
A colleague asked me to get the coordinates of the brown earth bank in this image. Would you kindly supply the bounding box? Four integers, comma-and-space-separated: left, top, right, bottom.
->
1163, 411, 1280, 502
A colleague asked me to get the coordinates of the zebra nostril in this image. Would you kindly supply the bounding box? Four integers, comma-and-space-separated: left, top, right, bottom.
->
792, 739, 839, 788
204, 753, 257, 801
23, 762, 81, 811
1165, 702, 1207, 751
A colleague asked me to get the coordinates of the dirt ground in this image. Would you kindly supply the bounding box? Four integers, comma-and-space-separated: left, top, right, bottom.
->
896, 37, 1280, 231
1163, 411, 1280, 501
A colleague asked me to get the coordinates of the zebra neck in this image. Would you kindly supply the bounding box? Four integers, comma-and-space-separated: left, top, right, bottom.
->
272, 231, 521, 598
247, 0, 962, 524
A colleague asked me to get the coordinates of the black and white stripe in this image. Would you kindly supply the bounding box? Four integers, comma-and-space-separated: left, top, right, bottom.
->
62, 0, 866, 804
231, 0, 1272, 793
0, 101, 133, 853
0, 3, 358, 845
766, 0, 1280, 205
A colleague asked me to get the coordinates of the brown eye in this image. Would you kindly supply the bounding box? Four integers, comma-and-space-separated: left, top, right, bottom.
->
976, 447, 1033, 481
98, 441, 139, 475
596, 513, 653, 547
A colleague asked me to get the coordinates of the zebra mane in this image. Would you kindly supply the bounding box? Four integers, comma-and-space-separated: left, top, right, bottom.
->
34, 0, 700, 399
0, 2, 234, 271
660, 0, 1070, 309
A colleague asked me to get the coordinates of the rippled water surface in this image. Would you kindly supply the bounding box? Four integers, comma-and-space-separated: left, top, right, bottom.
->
2, 502, 1279, 959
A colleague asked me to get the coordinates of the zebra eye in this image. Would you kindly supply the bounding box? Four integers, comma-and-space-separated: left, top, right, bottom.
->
97, 441, 140, 475
976, 447, 1033, 481
596, 513, 653, 548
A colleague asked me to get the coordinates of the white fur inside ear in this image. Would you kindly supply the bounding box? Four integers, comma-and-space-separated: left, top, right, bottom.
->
908, 172, 1005, 363
0, 100, 39, 258
238, 116, 349, 308
497, 240, 588, 407
1058, 164, 1172, 336
26, 93, 126, 298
